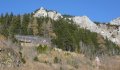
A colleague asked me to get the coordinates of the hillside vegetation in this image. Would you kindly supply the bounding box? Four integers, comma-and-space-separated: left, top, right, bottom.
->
0, 13, 120, 58
52, 19, 120, 58
0, 12, 120, 70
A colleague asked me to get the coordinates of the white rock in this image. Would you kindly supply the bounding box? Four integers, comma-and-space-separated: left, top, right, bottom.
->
34, 7, 63, 20
110, 17, 120, 25
72, 16, 98, 32
72, 16, 120, 45
34, 7, 47, 17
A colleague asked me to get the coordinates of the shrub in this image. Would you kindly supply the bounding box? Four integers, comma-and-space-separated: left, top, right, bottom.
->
33, 56, 39, 61
54, 56, 61, 63
21, 58, 26, 64
36, 45, 48, 53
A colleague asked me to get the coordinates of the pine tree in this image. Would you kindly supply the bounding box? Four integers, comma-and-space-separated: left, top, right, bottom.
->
32, 17, 39, 36
27, 14, 33, 35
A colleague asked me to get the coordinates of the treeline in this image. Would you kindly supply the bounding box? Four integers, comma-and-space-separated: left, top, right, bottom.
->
0, 13, 53, 39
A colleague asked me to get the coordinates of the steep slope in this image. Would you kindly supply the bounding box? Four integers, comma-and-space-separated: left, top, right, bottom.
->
72, 16, 120, 45
96, 24, 120, 45
52, 18, 120, 57
72, 16, 98, 32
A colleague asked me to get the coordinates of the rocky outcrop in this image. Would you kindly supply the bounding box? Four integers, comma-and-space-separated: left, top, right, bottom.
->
72, 16, 98, 32
72, 16, 120, 45
110, 17, 120, 25
33, 7, 63, 20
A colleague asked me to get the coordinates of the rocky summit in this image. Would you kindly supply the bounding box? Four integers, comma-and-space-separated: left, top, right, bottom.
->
33, 7, 63, 20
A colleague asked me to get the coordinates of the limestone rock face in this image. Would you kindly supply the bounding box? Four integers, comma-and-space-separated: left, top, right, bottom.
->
110, 17, 120, 25
97, 24, 120, 45
72, 16, 120, 45
34, 7, 63, 20
34, 7, 48, 17
72, 16, 98, 32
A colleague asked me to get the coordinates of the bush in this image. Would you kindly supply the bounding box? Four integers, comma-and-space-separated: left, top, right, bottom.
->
36, 45, 48, 53
33, 56, 39, 61
21, 58, 26, 64
54, 56, 61, 63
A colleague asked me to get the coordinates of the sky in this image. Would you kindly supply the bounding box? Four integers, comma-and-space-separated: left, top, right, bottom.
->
0, 0, 120, 22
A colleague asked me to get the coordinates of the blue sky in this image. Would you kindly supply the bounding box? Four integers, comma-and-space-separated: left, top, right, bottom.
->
0, 0, 120, 22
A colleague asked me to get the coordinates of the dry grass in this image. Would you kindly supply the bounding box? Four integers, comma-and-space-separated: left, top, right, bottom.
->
0, 40, 120, 70
99, 56, 120, 70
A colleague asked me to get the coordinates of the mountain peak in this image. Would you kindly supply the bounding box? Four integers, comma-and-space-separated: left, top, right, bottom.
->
33, 7, 63, 20
40, 7, 45, 10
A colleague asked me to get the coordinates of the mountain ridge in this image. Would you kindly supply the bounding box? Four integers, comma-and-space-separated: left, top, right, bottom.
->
34, 7, 120, 46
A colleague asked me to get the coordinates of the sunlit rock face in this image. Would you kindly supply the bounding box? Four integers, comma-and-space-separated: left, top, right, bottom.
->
72, 16, 120, 45
34, 7, 48, 17
34, 7, 63, 20
110, 17, 120, 25
72, 16, 98, 32
96, 24, 120, 45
